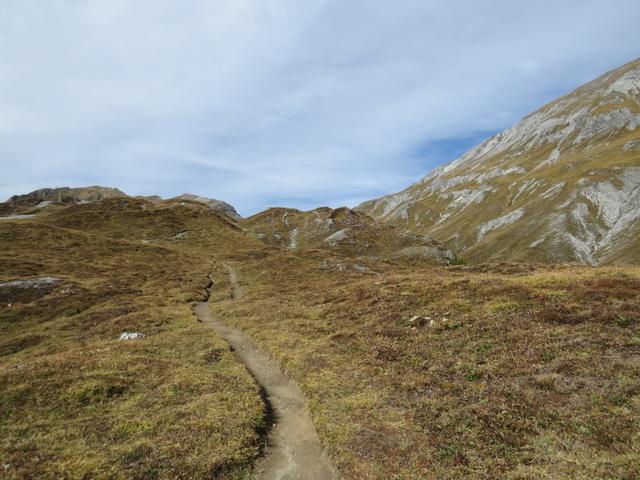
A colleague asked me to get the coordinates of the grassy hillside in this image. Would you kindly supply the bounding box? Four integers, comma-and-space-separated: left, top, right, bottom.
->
215, 254, 640, 479
2, 197, 639, 479
0, 206, 267, 479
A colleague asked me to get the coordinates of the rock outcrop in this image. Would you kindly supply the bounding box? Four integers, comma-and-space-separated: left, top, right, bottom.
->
244, 206, 455, 264
0, 186, 127, 215
171, 194, 242, 221
359, 58, 640, 265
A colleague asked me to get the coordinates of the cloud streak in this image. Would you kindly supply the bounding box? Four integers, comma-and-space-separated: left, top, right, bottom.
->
1, 0, 639, 214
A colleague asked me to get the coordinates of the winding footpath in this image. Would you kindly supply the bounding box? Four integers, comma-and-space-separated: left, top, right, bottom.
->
193, 267, 341, 480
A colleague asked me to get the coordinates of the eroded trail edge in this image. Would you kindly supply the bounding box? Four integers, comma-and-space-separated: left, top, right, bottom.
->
193, 269, 341, 480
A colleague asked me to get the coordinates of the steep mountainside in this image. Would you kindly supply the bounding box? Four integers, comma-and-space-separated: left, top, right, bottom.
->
359, 58, 640, 265
243, 206, 455, 264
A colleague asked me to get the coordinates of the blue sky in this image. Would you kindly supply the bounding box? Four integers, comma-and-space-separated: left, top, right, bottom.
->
1, 0, 639, 215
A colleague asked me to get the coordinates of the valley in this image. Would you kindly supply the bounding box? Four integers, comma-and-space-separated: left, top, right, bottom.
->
2, 58, 640, 479
1, 193, 639, 479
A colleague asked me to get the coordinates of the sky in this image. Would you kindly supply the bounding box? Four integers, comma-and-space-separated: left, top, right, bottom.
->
1, 1, 639, 215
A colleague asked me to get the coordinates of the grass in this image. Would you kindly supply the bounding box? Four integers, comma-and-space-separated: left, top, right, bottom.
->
214, 254, 640, 479
2, 197, 639, 479
0, 212, 266, 479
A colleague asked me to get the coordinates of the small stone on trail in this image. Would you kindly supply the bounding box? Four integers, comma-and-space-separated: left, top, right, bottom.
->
119, 332, 145, 340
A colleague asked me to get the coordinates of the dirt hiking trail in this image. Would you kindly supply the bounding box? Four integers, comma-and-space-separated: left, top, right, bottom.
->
193, 267, 341, 480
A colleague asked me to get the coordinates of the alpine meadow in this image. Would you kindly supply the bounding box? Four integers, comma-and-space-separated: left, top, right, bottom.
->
1, 2, 640, 479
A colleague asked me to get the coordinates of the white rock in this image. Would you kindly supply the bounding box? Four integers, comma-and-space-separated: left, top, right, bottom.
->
119, 332, 145, 341
607, 67, 640, 95
574, 108, 640, 144
0, 214, 36, 220
324, 227, 352, 245
623, 139, 640, 152
540, 182, 566, 199
438, 185, 495, 223
288, 227, 299, 250
0, 277, 60, 289
477, 208, 525, 240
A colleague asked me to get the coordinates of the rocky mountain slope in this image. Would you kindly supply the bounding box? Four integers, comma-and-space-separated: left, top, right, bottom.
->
358, 58, 640, 265
243, 206, 455, 265
0, 186, 127, 215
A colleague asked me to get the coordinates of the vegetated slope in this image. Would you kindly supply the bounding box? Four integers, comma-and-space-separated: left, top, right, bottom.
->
359, 58, 640, 265
243, 206, 455, 264
217, 254, 640, 479
3, 191, 640, 479
0, 201, 267, 478
38, 196, 253, 254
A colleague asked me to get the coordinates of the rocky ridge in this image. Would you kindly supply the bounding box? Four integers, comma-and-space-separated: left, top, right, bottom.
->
172, 194, 242, 221
243, 206, 455, 264
0, 187, 243, 222
358, 58, 640, 265
0, 186, 127, 215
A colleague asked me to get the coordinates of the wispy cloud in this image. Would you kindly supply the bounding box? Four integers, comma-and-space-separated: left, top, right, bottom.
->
1, 0, 639, 214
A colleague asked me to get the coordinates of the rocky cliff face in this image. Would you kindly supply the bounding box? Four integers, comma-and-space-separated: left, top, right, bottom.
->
358, 58, 640, 265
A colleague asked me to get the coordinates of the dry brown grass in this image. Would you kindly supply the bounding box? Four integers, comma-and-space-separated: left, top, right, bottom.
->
2, 197, 639, 479
0, 213, 266, 479
214, 254, 640, 479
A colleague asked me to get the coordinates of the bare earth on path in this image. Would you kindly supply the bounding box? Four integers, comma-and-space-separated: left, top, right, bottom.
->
193, 268, 341, 480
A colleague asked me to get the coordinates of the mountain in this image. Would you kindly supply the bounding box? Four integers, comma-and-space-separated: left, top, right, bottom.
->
243, 206, 455, 264
3, 185, 640, 478
0, 184, 453, 264
0, 186, 127, 215
0, 187, 243, 222
358, 58, 640, 265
